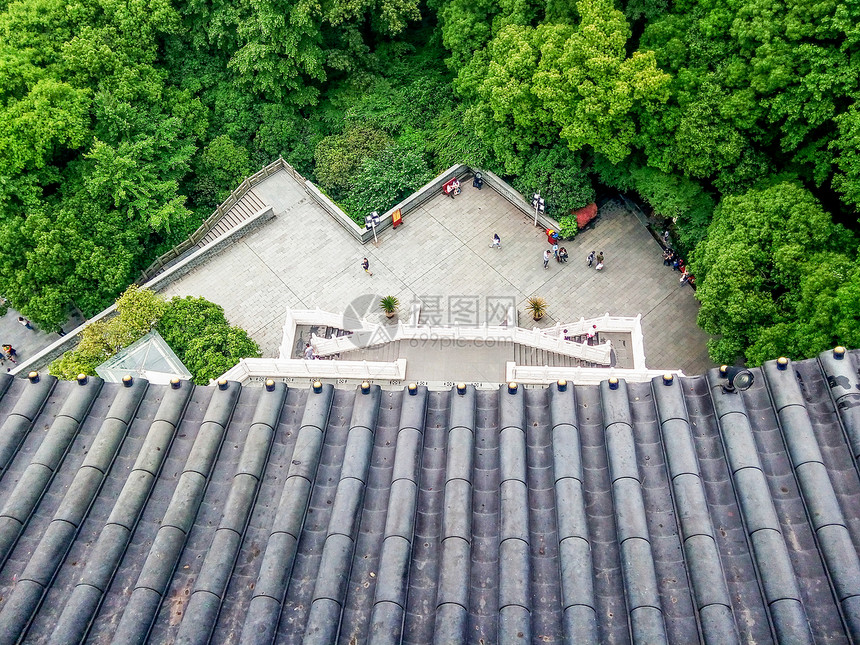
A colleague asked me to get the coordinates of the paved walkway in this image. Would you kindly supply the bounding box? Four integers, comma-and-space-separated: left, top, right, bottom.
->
0, 306, 83, 372
158, 169, 714, 375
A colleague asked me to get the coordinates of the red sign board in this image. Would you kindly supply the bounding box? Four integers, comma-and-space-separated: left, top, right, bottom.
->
392, 208, 403, 228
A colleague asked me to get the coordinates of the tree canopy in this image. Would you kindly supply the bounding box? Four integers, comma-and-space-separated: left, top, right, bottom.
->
691, 182, 854, 364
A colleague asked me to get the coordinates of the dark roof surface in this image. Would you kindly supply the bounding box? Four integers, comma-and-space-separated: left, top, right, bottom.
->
0, 350, 859, 644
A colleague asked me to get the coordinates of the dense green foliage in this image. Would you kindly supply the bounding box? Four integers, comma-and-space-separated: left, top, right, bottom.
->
50, 286, 169, 379
691, 182, 856, 364
4, 0, 860, 365
50, 288, 260, 383
157, 296, 261, 384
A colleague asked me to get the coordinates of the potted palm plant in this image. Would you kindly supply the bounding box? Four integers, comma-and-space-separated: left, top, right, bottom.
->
525, 296, 547, 321
380, 295, 400, 319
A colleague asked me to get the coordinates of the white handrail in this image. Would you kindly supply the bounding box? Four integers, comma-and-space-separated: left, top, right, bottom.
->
215, 358, 407, 384
310, 323, 612, 364
280, 307, 381, 359
542, 313, 641, 338
283, 308, 650, 369
506, 362, 684, 385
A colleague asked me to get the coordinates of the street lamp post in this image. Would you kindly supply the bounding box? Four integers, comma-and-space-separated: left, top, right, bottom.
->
365, 211, 381, 245
532, 193, 545, 227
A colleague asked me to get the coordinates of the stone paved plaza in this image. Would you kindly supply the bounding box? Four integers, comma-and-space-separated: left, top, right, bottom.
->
158, 169, 714, 376
0, 305, 84, 371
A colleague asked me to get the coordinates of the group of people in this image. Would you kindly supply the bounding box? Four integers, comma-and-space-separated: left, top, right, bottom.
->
563, 324, 600, 345
661, 245, 694, 286
586, 251, 604, 270
543, 244, 569, 268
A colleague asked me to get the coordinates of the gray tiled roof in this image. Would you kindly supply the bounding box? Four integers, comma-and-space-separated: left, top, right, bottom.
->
0, 350, 859, 644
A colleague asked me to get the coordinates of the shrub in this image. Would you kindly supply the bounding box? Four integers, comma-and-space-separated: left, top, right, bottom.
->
313, 126, 392, 198
49, 289, 260, 384
340, 142, 433, 224
513, 145, 595, 216
49, 286, 167, 379
193, 135, 253, 207
525, 296, 548, 320
557, 215, 578, 240
157, 296, 261, 384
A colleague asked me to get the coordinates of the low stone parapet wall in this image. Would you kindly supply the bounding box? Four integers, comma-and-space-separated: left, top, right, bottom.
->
216, 357, 408, 385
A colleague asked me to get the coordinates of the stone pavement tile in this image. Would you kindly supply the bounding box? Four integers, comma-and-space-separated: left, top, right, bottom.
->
421, 184, 512, 240
641, 287, 713, 374
403, 250, 521, 326
159, 242, 303, 337
365, 214, 464, 281
251, 171, 308, 208
400, 339, 513, 382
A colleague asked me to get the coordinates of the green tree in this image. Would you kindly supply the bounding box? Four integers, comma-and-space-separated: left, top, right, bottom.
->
230, 0, 325, 105
157, 296, 261, 384
0, 0, 202, 326
49, 286, 167, 379
313, 125, 392, 198
511, 144, 594, 216
629, 164, 715, 254
831, 104, 860, 211
638, 0, 860, 210
437, 0, 499, 70
691, 182, 852, 365
340, 140, 433, 223
533, 0, 671, 163
192, 134, 253, 207
456, 24, 564, 173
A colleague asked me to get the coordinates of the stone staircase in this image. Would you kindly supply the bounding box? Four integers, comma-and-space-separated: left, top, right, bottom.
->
145, 189, 269, 279
564, 332, 601, 345
195, 188, 267, 247
338, 339, 605, 368
514, 344, 604, 367
336, 340, 403, 362
292, 324, 353, 358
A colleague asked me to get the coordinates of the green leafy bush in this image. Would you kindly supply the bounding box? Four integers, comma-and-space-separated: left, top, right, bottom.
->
557, 215, 578, 240
340, 142, 433, 224
512, 145, 595, 217
50, 289, 260, 384
692, 182, 853, 365
629, 165, 715, 256
157, 296, 261, 384
49, 286, 168, 379
192, 135, 253, 208
313, 126, 392, 198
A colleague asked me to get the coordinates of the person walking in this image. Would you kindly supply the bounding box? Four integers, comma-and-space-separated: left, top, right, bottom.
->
2, 345, 17, 364
596, 251, 604, 266
552, 242, 559, 261
304, 343, 315, 360
490, 233, 501, 249
17, 317, 33, 330
587, 251, 595, 267
543, 249, 551, 269
361, 257, 373, 276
